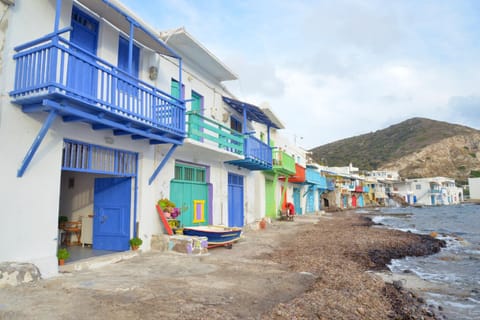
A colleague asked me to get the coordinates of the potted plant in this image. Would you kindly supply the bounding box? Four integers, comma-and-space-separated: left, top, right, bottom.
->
57, 248, 70, 265
129, 237, 143, 251
157, 198, 176, 218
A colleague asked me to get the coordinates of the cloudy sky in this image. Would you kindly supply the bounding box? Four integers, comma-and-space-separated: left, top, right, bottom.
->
123, 0, 480, 149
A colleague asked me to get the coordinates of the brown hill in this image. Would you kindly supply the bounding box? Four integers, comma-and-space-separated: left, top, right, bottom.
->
309, 118, 480, 182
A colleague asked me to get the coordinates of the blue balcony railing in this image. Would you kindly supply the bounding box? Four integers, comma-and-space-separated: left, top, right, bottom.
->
327, 178, 335, 191
245, 135, 272, 166
10, 33, 185, 143
227, 135, 272, 170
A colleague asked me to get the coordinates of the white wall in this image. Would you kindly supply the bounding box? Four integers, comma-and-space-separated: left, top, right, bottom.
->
0, 0, 162, 276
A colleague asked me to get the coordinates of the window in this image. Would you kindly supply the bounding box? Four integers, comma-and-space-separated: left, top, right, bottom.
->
230, 116, 242, 133
416, 184, 421, 190
174, 163, 206, 183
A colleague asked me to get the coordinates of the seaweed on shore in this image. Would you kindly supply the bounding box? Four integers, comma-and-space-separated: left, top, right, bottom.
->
368, 233, 446, 271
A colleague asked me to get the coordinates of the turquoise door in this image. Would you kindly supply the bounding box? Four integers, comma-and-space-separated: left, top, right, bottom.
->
293, 188, 301, 215
170, 181, 208, 227
69, 7, 98, 98
171, 79, 184, 99
228, 173, 244, 227
358, 195, 364, 207
93, 177, 131, 251
170, 163, 209, 227
190, 91, 203, 141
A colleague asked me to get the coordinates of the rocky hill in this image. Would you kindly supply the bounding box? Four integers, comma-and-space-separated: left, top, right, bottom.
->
309, 118, 480, 182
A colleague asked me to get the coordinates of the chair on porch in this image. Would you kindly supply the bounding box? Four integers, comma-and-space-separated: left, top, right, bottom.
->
60, 221, 82, 246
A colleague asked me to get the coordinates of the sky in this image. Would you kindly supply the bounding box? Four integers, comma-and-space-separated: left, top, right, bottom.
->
122, 0, 480, 149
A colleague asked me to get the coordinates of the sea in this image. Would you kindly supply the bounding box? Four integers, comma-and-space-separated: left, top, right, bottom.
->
369, 204, 480, 319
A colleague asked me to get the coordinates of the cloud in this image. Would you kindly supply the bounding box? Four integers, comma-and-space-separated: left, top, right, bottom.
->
122, 0, 480, 147
447, 96, 480, 129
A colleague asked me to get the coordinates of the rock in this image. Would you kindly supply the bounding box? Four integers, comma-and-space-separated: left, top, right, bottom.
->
356, 307, 365, 315
393, 280, 403, 290
0, 262, 41, 288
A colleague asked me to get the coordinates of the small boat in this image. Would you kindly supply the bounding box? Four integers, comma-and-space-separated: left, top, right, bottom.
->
182, 225, 242, 248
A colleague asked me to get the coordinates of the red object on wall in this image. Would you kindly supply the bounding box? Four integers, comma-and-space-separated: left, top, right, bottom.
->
352, 195, 357, 208
156, 204, 173, 235
355, 186, 363, 192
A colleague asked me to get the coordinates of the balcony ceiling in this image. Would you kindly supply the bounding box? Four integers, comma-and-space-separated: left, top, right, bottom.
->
222, 97, 284, 129
76, 0, 179, 58
160, 28, 238, 82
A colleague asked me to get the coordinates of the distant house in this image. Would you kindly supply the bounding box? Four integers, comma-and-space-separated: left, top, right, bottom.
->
468, 177, 480, 200
398, 177, 463, 205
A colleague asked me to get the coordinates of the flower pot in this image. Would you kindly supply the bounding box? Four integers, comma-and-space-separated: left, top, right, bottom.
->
58, 259, 65, 266
259, 219, 267, 230
131, 245, 139, 251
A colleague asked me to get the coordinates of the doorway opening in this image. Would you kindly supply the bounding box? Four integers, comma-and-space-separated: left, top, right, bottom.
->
58, 140, 138, 263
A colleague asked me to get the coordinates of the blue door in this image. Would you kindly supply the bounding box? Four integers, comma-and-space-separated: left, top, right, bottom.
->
69, 7, 98, 98
293, 188, 301, 215
306, 188, 314, 213
118, 37, 140, 76
93, 178, 131, 251
358, 195, 364, 207
228, 173, 244, 227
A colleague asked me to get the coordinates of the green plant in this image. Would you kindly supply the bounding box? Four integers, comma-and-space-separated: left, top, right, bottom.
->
157, 198, 176, 211
57, 248, 70, 260
129, 237, 143, 247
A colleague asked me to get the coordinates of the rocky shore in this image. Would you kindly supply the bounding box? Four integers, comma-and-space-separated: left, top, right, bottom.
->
0, 211, 447, 320
260, 212, 446, 320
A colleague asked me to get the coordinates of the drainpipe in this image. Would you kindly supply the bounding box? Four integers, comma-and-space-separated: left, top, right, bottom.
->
133, 153, 139, 238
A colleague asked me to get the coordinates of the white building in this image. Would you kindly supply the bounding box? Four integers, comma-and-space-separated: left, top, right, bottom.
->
468, 177, 480, 200
398, 177, 463, 205
0, 0, 291, 278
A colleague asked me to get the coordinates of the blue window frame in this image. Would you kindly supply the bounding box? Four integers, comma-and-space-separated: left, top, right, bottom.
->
117, 37, 140, 77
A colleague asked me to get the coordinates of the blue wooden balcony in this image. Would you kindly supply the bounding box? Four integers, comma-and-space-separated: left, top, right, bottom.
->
186, 111, 243, 154
327, 178, 336, 191
306, 167, 328, 189
227, 135, 272, 170
10, 33, 186, 145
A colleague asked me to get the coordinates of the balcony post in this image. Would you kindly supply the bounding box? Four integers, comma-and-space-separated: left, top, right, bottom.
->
242, 107, 247, 134
54, 0, 62, 33
127, 17, 135, 75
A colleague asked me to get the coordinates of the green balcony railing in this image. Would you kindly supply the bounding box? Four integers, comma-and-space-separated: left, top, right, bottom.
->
272, 149, 296, 176
186, 111, 243, 155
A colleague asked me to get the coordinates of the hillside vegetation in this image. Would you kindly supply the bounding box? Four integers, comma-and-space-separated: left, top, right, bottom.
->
310, 118, 480, 181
